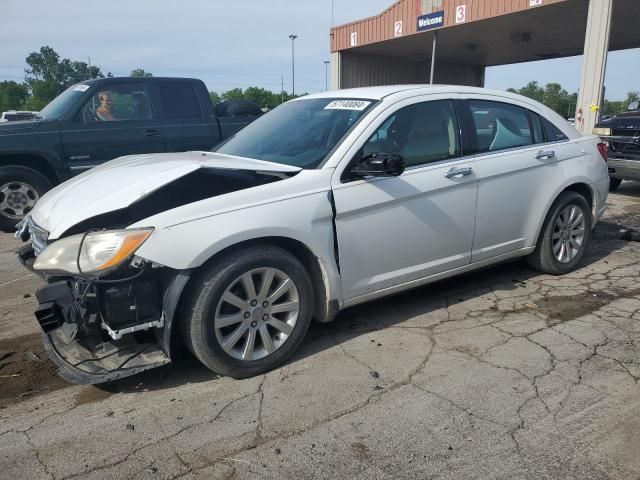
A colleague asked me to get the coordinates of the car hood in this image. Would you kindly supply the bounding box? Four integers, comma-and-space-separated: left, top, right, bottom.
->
28, 151, 301, 238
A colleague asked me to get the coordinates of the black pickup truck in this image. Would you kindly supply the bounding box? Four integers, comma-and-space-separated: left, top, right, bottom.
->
0, 77, 261, 229
594, 100, 640, 191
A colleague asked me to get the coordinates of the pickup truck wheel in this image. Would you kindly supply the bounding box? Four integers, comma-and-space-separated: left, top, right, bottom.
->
182, 245, 313, 378
609, 178, 622, 191
526, 191, 592, 275
0, 166, 52, 231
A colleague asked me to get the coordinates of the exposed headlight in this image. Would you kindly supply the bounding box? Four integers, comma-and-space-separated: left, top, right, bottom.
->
593, 127, 611, 136
33, 228, 153, 277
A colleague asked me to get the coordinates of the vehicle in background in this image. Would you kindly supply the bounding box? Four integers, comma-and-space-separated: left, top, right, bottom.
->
16, 85, 609, 384
0, 110, 39, 122
567, 117, 575, 126
593, 100, 640, 191
0, 77, 262, 230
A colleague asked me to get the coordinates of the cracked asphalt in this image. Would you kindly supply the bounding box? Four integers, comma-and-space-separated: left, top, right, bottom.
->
2, 183, 640, 479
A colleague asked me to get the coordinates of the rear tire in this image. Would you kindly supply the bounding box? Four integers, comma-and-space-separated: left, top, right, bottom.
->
526, 191, 592, 275
609, 178, 622, 191
181, 245, 313, 378
0, 166, 52, 232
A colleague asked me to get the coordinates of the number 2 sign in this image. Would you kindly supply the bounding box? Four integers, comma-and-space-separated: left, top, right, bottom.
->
455, 5, 466, 24
394, 20, 403, 37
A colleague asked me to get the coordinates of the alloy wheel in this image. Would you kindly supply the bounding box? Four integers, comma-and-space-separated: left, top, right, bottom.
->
552, 204, 586, 263
214, 267, 300, 361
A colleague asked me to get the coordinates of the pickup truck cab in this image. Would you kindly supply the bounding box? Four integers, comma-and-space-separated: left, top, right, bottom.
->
593, 100, 640, 190
0, 77, 261, 229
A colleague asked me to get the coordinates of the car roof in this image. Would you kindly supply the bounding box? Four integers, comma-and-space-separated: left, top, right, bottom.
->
79, 77, 199, 85
302, 84, 528, 101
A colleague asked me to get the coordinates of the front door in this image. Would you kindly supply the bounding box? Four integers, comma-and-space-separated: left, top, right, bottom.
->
331, 98, 478, 301
61, 81, 165, 171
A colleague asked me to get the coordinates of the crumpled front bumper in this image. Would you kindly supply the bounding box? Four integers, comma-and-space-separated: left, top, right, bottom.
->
34, 279, 170, 385
43, 330, 169, 385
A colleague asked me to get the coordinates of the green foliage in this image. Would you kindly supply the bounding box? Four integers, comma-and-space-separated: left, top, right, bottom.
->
0, 81, 29, 112
130, 69, 153, 77
23, 46, 106, 108
210, 87, 301, 110
509, 82, 639, 118
509, 81, 576, 118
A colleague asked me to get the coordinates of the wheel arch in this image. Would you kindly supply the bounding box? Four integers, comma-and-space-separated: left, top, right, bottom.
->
166, 236, 337, 354
532, 181, 595, 247
0, 153, 60, 186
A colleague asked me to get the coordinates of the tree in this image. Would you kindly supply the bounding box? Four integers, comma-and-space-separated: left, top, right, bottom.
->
209, 91, 221, 105
0, 81, 29, 112
130, 69, 153, 77
624, 91, 640, 110
221, 88, 244, 101
509, 81, 544, 104
508, 81, 575, 118
24, 46, 105, 107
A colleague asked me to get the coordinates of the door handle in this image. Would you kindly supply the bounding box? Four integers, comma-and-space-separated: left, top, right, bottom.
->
535, 150, 556, 160
444, 166, 473, 179
144, 129, 161, 137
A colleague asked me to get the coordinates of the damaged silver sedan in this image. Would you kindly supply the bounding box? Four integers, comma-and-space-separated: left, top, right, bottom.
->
16, 86, 609, 384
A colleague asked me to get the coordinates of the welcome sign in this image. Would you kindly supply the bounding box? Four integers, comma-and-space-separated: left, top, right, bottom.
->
417, 10, 444, 31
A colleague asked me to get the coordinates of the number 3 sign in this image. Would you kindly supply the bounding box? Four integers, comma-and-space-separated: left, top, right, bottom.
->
455, 5, 466, 24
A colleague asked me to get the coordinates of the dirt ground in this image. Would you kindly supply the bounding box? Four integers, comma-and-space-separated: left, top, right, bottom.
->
1, 182, 640, 479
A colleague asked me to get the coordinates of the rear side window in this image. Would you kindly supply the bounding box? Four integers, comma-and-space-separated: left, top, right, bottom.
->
468, 100, 533, 153
541, 117, 568, 142
158, 81, 202, 119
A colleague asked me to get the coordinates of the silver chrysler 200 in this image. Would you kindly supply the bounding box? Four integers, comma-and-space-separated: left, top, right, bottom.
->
16, 85, 609, 384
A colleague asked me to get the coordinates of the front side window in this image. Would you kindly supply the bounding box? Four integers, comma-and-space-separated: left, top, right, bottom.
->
215, 98, 375, 169
80, 84, 153, 123
362, 100, 460, 168
469, 100, 533, 153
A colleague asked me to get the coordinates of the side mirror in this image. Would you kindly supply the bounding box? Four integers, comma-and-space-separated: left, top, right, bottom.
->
628, 101, 639, 111
350, 152, 405, 178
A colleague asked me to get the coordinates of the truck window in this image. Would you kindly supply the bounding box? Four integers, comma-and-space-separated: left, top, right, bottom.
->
80, 84, 153, 123
157, 81, 202, 120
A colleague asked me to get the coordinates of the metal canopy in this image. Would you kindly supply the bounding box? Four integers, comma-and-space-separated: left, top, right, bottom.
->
345, 0, 640, 68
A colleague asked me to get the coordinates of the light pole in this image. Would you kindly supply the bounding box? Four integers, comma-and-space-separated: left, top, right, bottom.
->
331, 0, 334, 26
324, 60, 330, 91
289, 34, 298, 96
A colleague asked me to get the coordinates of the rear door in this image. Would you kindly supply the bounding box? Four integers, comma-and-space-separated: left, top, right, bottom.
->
462, 97, 576, 262
61, 81, 165, 171
154, 79, 219, 152
332, 96, 478, 301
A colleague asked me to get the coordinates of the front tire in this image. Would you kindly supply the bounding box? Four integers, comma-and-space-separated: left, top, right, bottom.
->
182, 245, 313, 378
0, 166, 52, 231
526, 191, 592, 275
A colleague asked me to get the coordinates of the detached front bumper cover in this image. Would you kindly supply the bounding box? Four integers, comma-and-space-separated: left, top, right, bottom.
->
33, 272, 171, 385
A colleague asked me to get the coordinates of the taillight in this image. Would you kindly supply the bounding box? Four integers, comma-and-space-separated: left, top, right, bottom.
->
597, 142, 608, 162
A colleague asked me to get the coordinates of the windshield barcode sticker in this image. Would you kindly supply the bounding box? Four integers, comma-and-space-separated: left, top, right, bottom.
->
73, 85, 90, 92
324, 100, 371, 111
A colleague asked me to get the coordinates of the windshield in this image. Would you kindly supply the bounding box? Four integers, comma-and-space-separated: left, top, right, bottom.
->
214, 98, 375, 168
39, 84, 89, 120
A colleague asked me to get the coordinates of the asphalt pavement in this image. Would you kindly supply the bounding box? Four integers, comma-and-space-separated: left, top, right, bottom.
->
2, 183, 640, 479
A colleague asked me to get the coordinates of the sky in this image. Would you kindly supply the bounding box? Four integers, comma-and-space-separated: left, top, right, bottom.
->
1, 0, 638, 100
